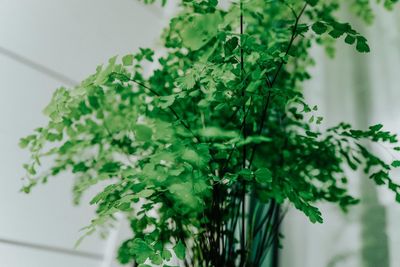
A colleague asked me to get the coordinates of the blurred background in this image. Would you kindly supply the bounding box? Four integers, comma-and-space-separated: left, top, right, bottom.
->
0, 1, 398, 266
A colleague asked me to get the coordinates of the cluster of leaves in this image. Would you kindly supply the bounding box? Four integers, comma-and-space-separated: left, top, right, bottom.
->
21, 0, 400, 266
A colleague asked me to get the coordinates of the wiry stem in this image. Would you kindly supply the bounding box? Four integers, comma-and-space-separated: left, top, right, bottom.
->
239, 0, 247, 266
110, 72, 201, 143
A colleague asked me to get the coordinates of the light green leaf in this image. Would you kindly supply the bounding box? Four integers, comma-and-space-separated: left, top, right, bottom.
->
136, 189, 155, 198
173, 241, 186, 260
176, 72, 196, 90
180, 13, 223, 50
236, 136, 272, 147
95, 56, 117, 85
135, 124, 153, 142
161, 249, 172, 261
150, 253, 163, 265
122, 54, 134, 66
198, 127, 238, 139
158, 95, 176, 109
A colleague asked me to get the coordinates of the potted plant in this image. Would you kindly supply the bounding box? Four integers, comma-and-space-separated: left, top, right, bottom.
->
20, 0, 400, 266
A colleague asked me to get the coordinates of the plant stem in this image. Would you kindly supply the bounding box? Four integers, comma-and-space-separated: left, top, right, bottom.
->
239, 1, 248, 266
248, 2, 308, 167
271, 206, 280, 267
111, 72, 201, 143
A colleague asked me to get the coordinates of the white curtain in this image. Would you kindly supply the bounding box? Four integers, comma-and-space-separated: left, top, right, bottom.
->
281, 5, 400, 267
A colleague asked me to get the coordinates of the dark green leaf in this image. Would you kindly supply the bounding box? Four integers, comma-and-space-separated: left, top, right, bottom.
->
391, 160, 400, 168
305, 0, 318, 6
311, 22, 327, 34
344, 35, 356, 44
356, 36, 370, 53
255, 168, 273, 184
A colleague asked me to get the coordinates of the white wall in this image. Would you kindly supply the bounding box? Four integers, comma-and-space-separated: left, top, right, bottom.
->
0, 1, 169, 266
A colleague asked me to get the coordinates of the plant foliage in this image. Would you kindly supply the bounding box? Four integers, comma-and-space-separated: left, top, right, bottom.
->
21, 0, 400, 266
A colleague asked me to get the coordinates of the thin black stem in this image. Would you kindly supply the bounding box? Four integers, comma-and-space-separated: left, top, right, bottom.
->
248, 91, 272, 165
111, 72, 201, 143
253, 201, 276, 265
129, 78, 201, 143
271, 3, 308, 85
248, 4, 309, 266
259, 208, 287, 265
271, 207, 281, 267
248, 2, 308, 167
239, 1, 247, 266
220, 96, 253, 177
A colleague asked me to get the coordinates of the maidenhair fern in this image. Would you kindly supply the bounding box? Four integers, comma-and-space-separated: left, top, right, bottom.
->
21, 0, 400, 266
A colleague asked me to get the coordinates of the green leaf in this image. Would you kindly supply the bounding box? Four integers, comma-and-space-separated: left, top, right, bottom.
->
306, 206, 323, 223
19, 135, 35, 148
150, 253, 163, 265
72, 162, 89, 173
198, 127, 238, 139
356, 36, 370, 53
305, 131, 320, 138
239, 169, 253, 181
117, 202, 131, 211
329, 29, 345, 39
95, 56, 117, 85
158, 95, 176, 109
136, 189, 154, 198
99, 162, 121, 174
391, 160, 400, 168
369, 171, 388, 185
122, 54, 134, 66
181, 145, 210, 167
369, 124, 383, 132
305, 0, 318, 6
130, 239, 154, 264
396, 193, 400, 203
255, 168, 273, 184
224, 37, 239, 56
344, 35, 356, 45
235, 136, 272, 147
176, 70, 197, 90
311, 22, 327, 34
173, 241, 186, 260
88, 95, 100, 109
135, 124, 153, 142
180, 13, 223, 50
168, 182, 198, 209
161, 249, 172, 261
